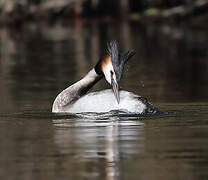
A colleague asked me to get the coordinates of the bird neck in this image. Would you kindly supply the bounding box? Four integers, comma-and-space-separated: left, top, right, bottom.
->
52, 68, 102, 112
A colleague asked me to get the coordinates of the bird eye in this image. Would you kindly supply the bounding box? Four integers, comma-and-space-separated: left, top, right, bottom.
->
110, 70, 113, 75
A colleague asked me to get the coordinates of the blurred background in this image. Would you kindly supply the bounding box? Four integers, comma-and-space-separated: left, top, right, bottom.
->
0, 0, 208, 24
0, 0, 208, 113
0, 1, 208, 180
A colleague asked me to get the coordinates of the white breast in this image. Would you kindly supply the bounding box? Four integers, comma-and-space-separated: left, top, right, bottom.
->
65, 89, 146, 114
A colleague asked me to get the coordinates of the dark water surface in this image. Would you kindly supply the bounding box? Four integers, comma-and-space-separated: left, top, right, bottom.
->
0, 21, 208, 180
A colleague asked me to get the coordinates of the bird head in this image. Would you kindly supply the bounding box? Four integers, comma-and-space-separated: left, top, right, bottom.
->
95, 40, 135, 104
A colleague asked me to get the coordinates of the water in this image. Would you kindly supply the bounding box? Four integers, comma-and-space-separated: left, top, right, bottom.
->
0, 20, 208, 180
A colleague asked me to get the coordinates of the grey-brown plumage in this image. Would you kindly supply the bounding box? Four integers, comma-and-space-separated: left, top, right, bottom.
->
52, 69, 102, 112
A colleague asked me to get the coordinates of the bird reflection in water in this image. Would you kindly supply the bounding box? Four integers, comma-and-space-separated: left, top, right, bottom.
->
53, 115, 144, 180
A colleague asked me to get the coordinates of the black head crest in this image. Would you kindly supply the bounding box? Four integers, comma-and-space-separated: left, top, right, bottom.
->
107, 40, 119, 66
119, 50, 136, 64
106, 40, 136, 82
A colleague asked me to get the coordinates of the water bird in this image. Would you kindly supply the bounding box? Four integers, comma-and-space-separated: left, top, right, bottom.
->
52, 41, 159, 114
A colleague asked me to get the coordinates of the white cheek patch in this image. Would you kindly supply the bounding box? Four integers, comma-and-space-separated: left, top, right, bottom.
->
103, 62, 115, 84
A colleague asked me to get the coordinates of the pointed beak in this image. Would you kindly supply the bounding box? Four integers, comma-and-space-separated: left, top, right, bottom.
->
111, 75, 120, 104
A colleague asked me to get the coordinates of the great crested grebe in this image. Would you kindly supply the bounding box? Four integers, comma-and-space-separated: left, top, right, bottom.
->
52, 41, 159, 114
